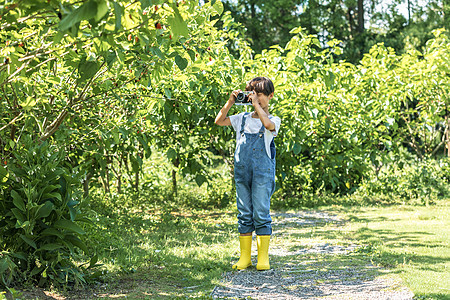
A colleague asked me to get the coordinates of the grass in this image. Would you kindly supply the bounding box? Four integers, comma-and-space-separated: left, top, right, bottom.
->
339, 202, 450, 299
13, 189, 449, 300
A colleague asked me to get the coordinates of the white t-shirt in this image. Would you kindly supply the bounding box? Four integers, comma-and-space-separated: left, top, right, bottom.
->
229, 112, 281, 159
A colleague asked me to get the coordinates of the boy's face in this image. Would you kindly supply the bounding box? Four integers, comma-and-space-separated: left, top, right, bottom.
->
252, 92, 274, 109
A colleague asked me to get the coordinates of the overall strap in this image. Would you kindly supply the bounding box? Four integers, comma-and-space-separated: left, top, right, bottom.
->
258, 116, 267, 137
240, 112, 250, 135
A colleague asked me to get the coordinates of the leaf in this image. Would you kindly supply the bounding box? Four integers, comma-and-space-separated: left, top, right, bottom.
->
167, 148, 177, 160
150, 47, 165, 60
95, 0, 109, 22
11, 208, 25, 223
168, 4, 189, 40
293, 143, 302, 155
175, 55, 188, 71
90, 254, 99, 266
35, 201, 54, 219
195, 174, 207, 187
41, 228, 65, 239
113, 2, 122, 31
58, 1, 98, 31
78, 58, 100, 83
11, 190, 25, 212
212, 1, 224, 15
65, 235, 88, 254
37, 244, 64, 251
20, 234, 37, 249
42, 192, 62, 201
54, 219, 85, 235
0, 165, 8, 183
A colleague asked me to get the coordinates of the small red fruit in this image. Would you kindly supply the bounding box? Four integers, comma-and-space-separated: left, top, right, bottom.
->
155, 5, 158, 11
135, 36, 139, 43
155, 22, 162, 29
128, 34, 132, 41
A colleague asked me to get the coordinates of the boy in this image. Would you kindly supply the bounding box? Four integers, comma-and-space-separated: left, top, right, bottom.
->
214, 77, 281, 270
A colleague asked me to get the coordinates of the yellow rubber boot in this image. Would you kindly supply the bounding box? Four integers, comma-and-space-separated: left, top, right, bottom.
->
232, 235, 252, 270
256, 235, 270, 270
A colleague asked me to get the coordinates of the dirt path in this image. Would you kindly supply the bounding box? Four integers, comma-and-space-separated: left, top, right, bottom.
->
211, 211, 414, 299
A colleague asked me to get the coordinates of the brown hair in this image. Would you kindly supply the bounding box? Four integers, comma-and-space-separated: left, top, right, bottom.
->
245, 77, 274, 96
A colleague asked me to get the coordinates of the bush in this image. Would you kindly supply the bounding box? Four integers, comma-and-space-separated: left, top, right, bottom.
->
0, 140, 95, 288
354, 157, 450, 205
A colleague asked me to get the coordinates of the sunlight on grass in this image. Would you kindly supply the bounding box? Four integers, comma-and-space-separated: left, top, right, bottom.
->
338, 202, 450, 299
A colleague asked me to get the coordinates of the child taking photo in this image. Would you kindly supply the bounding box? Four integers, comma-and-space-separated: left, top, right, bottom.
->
214, 77, 281, 270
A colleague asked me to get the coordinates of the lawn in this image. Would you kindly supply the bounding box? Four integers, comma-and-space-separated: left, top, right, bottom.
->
15, 199, 450, 299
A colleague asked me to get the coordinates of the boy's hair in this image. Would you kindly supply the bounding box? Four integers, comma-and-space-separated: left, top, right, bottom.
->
246, 77, 274, 96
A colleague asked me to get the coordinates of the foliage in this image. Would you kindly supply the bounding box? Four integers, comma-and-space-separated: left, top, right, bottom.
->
222, 0, 448, 61
354, 154, 450, 205
0, 139, 97, 287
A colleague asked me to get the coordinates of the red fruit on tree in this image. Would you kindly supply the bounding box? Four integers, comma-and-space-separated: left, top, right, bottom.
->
128, 34, 132, 41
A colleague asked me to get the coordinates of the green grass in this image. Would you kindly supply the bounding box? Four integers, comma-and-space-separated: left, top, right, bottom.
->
334, 202, 450, 299
16, 195, 449, 299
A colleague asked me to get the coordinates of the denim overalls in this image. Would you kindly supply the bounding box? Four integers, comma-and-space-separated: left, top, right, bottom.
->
234, 113, 276, 235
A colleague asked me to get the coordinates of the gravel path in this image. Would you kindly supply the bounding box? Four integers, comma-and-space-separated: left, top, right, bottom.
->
211, 211, 414, 299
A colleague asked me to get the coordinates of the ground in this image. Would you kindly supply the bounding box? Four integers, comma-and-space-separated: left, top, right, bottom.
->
211, 211, 414, 299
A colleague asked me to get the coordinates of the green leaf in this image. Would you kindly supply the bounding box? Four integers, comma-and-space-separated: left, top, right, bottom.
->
167, 148, 177, 160
140, 0, 154, 9
175, 55, 188, 71
20, 234, 37, 249
58, 1, 97, 31
212, 1, 224, 15
11, 208, 25, 223
293, 143, 302, 155
0, 165, 8, 183
150, 47, 165, 59
168, 4, 189, 40
42, 192, 62, 201
35, 201, 54, 219
78, 58, 100, 83
41, 228, 65, 239
37, 244, 64, 251
11, 190, 25, 212
30, 266, 44, 277
113, 2, 122, 31
195, 174, 207, 187
65, 235, 88, 254
95, 0, 109, 22
89, 254, 99, 268
54, 219, 85, 235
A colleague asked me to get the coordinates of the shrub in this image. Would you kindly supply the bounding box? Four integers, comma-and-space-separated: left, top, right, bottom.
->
0, 140, 95, 288
354, 157, 450, 205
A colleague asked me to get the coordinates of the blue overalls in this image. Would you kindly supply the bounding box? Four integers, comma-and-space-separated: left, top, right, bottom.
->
234, 113, 276, 235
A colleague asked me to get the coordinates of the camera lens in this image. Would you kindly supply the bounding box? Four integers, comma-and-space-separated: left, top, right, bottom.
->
236, 92, 245, 102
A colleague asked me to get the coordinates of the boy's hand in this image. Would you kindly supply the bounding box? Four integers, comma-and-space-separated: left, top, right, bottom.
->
250, 92, 260, 107
228, 89, 241, 104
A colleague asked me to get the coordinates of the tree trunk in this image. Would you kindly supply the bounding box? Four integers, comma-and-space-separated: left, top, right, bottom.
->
357, 0, 364, 33
407, 0, 411, 24
83, 173, 93, 198
135, 168, 139, 193
445, 0, 450, 32
172, 157, 180, 197
446, 115, 450, 157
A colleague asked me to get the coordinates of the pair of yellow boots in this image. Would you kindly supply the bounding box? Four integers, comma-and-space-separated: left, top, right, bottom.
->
232, 235, 270, 270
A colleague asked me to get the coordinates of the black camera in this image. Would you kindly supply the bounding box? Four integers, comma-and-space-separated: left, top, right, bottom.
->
235, 91, 254, 105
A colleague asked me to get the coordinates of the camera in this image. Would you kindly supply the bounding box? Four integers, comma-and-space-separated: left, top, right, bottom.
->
235, 91, 254, 105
